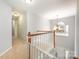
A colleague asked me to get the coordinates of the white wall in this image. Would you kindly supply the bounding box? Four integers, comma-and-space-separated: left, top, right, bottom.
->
18, 12, 27, 40
76, 0, 79, 56
27, 11, 50, 32
50, 16, 75, 51
0, 0, 12, 54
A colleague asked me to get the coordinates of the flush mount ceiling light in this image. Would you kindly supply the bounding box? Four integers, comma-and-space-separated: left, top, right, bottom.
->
25, 0, 32, 4
12, 11, 20, 17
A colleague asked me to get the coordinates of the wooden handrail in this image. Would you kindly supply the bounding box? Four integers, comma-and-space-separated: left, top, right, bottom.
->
30, 31, 53, 36
37, 30, 52, 32
26, 31, 53, 37
73, 57, 79, 59
27, 30, 56, 48
27, 31, 53, 44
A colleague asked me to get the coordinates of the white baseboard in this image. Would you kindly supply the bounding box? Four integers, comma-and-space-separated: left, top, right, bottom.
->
0, 47, 12, 56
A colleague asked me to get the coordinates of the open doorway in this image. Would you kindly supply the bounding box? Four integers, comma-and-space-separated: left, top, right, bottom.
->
12, 11, 20, 38
12, 10, 23, 46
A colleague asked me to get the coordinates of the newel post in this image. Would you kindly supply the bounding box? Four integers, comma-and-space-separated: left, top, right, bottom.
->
28, 32, 31, 59
28, 32, 31, 44
53, 30, 56, 48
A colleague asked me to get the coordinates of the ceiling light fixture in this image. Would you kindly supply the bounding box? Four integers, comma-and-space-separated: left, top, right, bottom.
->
12, 11, 20, 17
53, 15, 65, 32
25, 0, 32, 4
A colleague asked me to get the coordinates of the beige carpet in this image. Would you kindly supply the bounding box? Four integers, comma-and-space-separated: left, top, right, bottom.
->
0, 38, 29, 59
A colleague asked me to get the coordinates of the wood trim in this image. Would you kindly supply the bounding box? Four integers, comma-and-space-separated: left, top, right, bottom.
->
73, 57, 79, 59
27, 30, 56, 48
37, 30, 52, 32
53, 30, 55, 48
28, 32, 31, 43
27, 32, 31, 59
30, 31, 52, 36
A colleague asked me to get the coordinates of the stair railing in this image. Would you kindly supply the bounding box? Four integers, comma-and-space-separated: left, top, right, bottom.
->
27, 31, 56, 59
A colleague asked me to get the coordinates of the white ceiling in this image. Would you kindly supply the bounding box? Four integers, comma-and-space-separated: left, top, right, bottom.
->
3, 0, 76, 19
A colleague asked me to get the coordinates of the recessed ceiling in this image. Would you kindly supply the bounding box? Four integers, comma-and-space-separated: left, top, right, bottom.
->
3, 0, 76, 19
